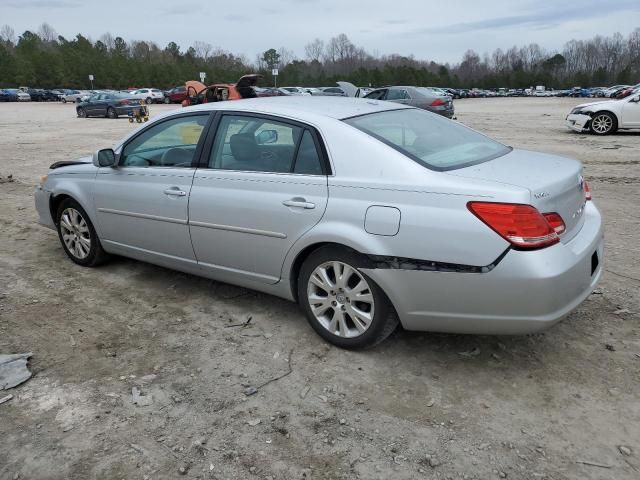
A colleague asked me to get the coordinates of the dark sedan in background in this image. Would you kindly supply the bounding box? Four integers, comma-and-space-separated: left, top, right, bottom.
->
364, 86, 454, 118
76, 93, 144, 119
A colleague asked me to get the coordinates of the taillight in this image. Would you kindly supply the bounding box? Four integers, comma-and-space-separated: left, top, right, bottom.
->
431, 98, 445, 107
467, 202, 559, 249
583, 180, 592, 201
542, 213, 566, 235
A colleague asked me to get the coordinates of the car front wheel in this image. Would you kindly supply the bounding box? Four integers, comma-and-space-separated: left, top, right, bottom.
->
56, 198, 107, 267
77, 107, 87, 118
107, 107, 117, 119
590, 112, 617, 135
298, 246, 398, 349
145, 97, 152, 104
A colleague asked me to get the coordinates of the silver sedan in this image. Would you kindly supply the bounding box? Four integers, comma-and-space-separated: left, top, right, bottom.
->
35, 97, 604, 348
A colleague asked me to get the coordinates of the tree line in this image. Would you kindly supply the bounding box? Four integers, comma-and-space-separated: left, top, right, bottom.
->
0, 23, 638, 90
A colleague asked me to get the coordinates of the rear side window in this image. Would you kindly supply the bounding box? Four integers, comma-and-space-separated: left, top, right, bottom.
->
293, 130, 322, 175
344, 108, 511, 171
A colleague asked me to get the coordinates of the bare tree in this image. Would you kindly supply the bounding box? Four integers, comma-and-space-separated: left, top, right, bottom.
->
304, 38, 324, 62
0, 24, 16, 45
37, 22, 57, 43
99, 32, 115, 51
193, 41, 213, 60
277, 47, 296, 67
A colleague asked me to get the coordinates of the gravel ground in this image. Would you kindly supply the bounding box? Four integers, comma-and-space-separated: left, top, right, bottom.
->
0, 98, 638, 480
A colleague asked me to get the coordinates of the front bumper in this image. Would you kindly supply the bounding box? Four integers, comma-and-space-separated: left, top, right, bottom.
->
566, 113, 591, 132
363, 202, 604, 335
34, 186, 55, 230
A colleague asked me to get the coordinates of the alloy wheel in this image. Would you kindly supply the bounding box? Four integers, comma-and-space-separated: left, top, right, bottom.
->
59, 208, 91, 260
591, 114, 612, 134
306, 261, 375, 338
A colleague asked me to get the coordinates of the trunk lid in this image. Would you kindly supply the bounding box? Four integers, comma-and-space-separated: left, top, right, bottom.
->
447, 149, 587, 241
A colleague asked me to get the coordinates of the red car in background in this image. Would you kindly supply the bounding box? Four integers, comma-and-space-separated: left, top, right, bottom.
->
163, 85, 188, 104
181, 74, 261, 107
614, 83, 640, 99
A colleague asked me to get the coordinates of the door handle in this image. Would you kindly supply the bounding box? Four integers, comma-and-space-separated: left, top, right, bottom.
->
282, 198, 315, 209
164, 188, 186, 197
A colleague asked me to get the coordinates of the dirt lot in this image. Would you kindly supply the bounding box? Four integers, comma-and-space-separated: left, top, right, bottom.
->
0, 98, 638, 480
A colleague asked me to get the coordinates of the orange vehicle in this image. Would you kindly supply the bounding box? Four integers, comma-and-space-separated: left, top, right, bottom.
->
182, 74, 261, 107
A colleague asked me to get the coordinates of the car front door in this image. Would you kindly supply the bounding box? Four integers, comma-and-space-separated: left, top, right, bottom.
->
93, 113, 211, 266
621, 94, 640, 127
189, 113, 329, 284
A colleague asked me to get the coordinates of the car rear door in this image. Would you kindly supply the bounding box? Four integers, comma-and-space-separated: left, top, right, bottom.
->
93, 113, 211, 266
188, 112, 329, 284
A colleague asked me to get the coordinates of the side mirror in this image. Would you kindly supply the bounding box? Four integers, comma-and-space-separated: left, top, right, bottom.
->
93, 148, 117, 167
631, 95, 640, 103
256, 129, 278, 145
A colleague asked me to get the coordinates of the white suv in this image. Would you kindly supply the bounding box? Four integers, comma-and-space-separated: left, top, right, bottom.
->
129, 88, 165, 104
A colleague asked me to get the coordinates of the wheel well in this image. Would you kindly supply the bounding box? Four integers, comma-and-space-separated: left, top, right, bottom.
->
593, 110, 619, 125
49, 193, 73, 224
289, 242, 369, 302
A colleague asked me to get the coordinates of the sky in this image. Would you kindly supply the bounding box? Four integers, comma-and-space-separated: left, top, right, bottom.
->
1, 0, 639, 64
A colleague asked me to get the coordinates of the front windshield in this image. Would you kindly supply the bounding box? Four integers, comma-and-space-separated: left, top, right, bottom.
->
344, 108, 511, 171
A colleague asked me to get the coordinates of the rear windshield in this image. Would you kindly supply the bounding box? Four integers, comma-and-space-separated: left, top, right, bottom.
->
344, 108, 511, 171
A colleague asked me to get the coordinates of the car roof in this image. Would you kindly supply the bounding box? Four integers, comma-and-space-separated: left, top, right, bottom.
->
184, 96, 411, 120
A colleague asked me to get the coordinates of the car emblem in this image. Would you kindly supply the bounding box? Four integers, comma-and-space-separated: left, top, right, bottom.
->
534, 192, 549, 199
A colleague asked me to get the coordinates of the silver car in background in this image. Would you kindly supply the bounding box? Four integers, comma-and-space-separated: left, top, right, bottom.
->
35, 97, 603, 348
365, 86, 455, 118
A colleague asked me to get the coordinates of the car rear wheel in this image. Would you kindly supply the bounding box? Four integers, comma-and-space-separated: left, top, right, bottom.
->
107, 107, 117, 119
77, 107, 87, 118
163, 97, 170, 104
298, 246, 398, 349
590, 112, 617, 135
56, 198, 107, 267
61, 98, 67, 104
145, 97, 152, 104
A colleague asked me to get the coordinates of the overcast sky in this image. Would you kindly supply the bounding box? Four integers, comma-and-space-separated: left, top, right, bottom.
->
1, 0, 639, 63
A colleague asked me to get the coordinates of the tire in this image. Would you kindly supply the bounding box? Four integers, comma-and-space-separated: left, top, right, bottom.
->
62, 98, 67, 104
163, 97, 170, 104
145, 97, 152, 105
107, 107, 117, 119
590, 111, 617, 135
56, 198, 107, 267
298, 246, 398, 349
77, 107, 87, 118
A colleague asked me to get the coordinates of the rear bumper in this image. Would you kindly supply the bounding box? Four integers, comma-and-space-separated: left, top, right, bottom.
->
363, 202, 604, 335
34, 186, 56, 230
566, 113, 591, 132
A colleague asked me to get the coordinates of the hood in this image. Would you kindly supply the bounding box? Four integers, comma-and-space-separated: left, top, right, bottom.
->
235, 74, 261, 89
50, 155, 93, 170
185, 80, 207, 96
573, 99, 618, 110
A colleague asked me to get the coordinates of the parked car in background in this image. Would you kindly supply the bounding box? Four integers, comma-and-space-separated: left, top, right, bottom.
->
255, 87, 289, 97
280, 86, 311, 95
35, 96, 603, 348
5, 89, 32, 101
25, 89, 58, 101
318, 86, 345, 96
304, 87, 323, 95
76, 93, 145, 119
602, 85, 629, 98
129, 88, 165, 104
182, 74, 261, 106
163, 86, 188, 104
61, 90, 86, 103
364, 86, 454, 118
614, 83, 640, 99
0, 89, 18, 101
566, 89, 640, 134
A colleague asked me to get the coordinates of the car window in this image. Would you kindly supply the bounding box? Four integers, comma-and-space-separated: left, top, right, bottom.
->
120, 115, 209, 168
293, 130, 323, 175
386, 89, 409, 100
364, 90, 386, 100
209, 115, 303, 173
344, 108, 511, 171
